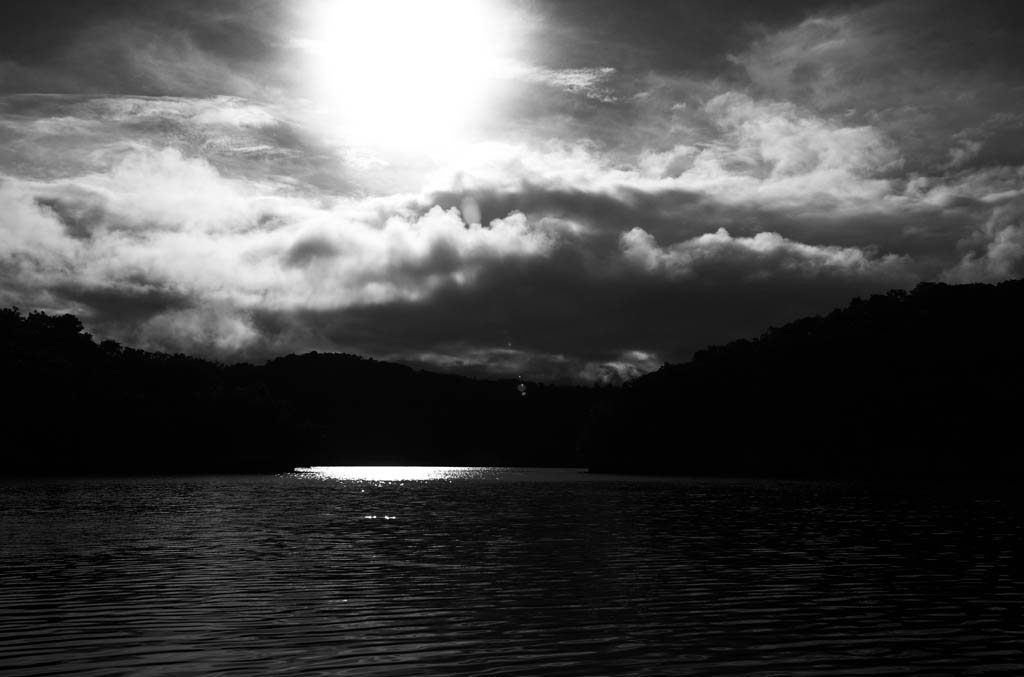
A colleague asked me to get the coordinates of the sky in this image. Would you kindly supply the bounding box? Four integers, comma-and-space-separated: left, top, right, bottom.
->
2, 0, 1023, 382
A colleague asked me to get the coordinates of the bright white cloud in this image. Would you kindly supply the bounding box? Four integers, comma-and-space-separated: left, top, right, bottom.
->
0, 143, 565, 352
675, 93, 901, 206
68, 147, 265, 232
428, 91, 903, 213
621, 226, 911, 280
0, 179, 96, 312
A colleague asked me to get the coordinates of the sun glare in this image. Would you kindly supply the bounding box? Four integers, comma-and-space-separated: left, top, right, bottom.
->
298, 466, 499, 482
302, 0, 515, 156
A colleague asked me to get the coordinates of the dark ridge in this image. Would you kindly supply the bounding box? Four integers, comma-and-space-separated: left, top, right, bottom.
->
3, 278, 1023, 477
587, 279, 1024, 479
0, 308, 593, 475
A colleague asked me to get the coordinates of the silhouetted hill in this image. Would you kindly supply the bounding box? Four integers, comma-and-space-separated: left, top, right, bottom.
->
5, 278, 1023, 477
0, 307, 592, 474
588, 279, 1024, 478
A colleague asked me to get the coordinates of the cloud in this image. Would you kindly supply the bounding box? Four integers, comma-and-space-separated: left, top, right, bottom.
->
286, 228, 919, 382
0, 140, 564, 359
431, 90, 903, 214
621, 227, 911, 281
0, 83, 982, 378
79, 96, 279, 129
677, 92, 901, 205
0, 180, 80, 295
729, 2, 1024, 173
0, 94, 353, 193
731, 14, 868, 110
943, 195, 1024, 283
138, 303, 262, 354
282, 236, 340, 269
579, 350, 661, 384
0, 129, 925, 378
509, 65, 620, 102
0, 1, 283, 100
3, 3, 1024, 380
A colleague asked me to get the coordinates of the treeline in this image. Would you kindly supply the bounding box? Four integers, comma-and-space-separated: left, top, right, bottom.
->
0, 307, 592, 474
589, 279, 1024, 478
4, 278, 1023, 477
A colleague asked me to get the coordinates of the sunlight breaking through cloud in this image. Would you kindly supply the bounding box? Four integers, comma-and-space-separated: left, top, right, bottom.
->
2, 1, 1024, 379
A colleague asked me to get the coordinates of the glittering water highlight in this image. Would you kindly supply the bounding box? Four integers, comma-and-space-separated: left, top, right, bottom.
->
2, 469, 1023, 675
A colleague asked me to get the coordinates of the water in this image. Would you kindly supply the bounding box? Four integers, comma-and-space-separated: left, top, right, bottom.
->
2, 468, 1023, 676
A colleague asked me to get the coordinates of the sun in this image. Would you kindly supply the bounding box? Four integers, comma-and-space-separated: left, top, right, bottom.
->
300, 0, 515, 157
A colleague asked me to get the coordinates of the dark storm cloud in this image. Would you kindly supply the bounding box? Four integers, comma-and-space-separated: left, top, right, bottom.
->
0, 0, 288, 98
280, 227, 911, 382
732, 0, 1024, 173
282, 236, 341, 268
519, 0, 869, 75
54, 282, 193, 328
944, 194, 1024, 283
424, 183, 982, 269
33, 191, 106, 241
427, 185, 708, 242
0, 0, 273, 61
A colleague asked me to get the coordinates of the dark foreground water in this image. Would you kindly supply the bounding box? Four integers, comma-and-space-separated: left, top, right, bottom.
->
2, 468, 1023, 676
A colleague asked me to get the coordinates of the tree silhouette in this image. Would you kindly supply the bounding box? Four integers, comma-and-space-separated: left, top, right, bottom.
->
3, 277, 1023, 477
587, 279, 1024, 478
0, 308, 591, 474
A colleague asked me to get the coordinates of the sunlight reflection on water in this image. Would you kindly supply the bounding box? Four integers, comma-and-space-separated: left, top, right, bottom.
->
3, 472, 1023, 676
297, 466, 500, 482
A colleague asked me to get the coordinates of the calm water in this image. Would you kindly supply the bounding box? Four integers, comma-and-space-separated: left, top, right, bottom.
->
2, 468, 1023, 676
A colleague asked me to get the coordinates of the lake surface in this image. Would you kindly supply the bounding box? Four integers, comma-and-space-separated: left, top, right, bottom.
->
2, 467, 1023, 676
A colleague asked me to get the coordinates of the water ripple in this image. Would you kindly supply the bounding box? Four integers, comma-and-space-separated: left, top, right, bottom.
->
2, 470, 1023, 675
